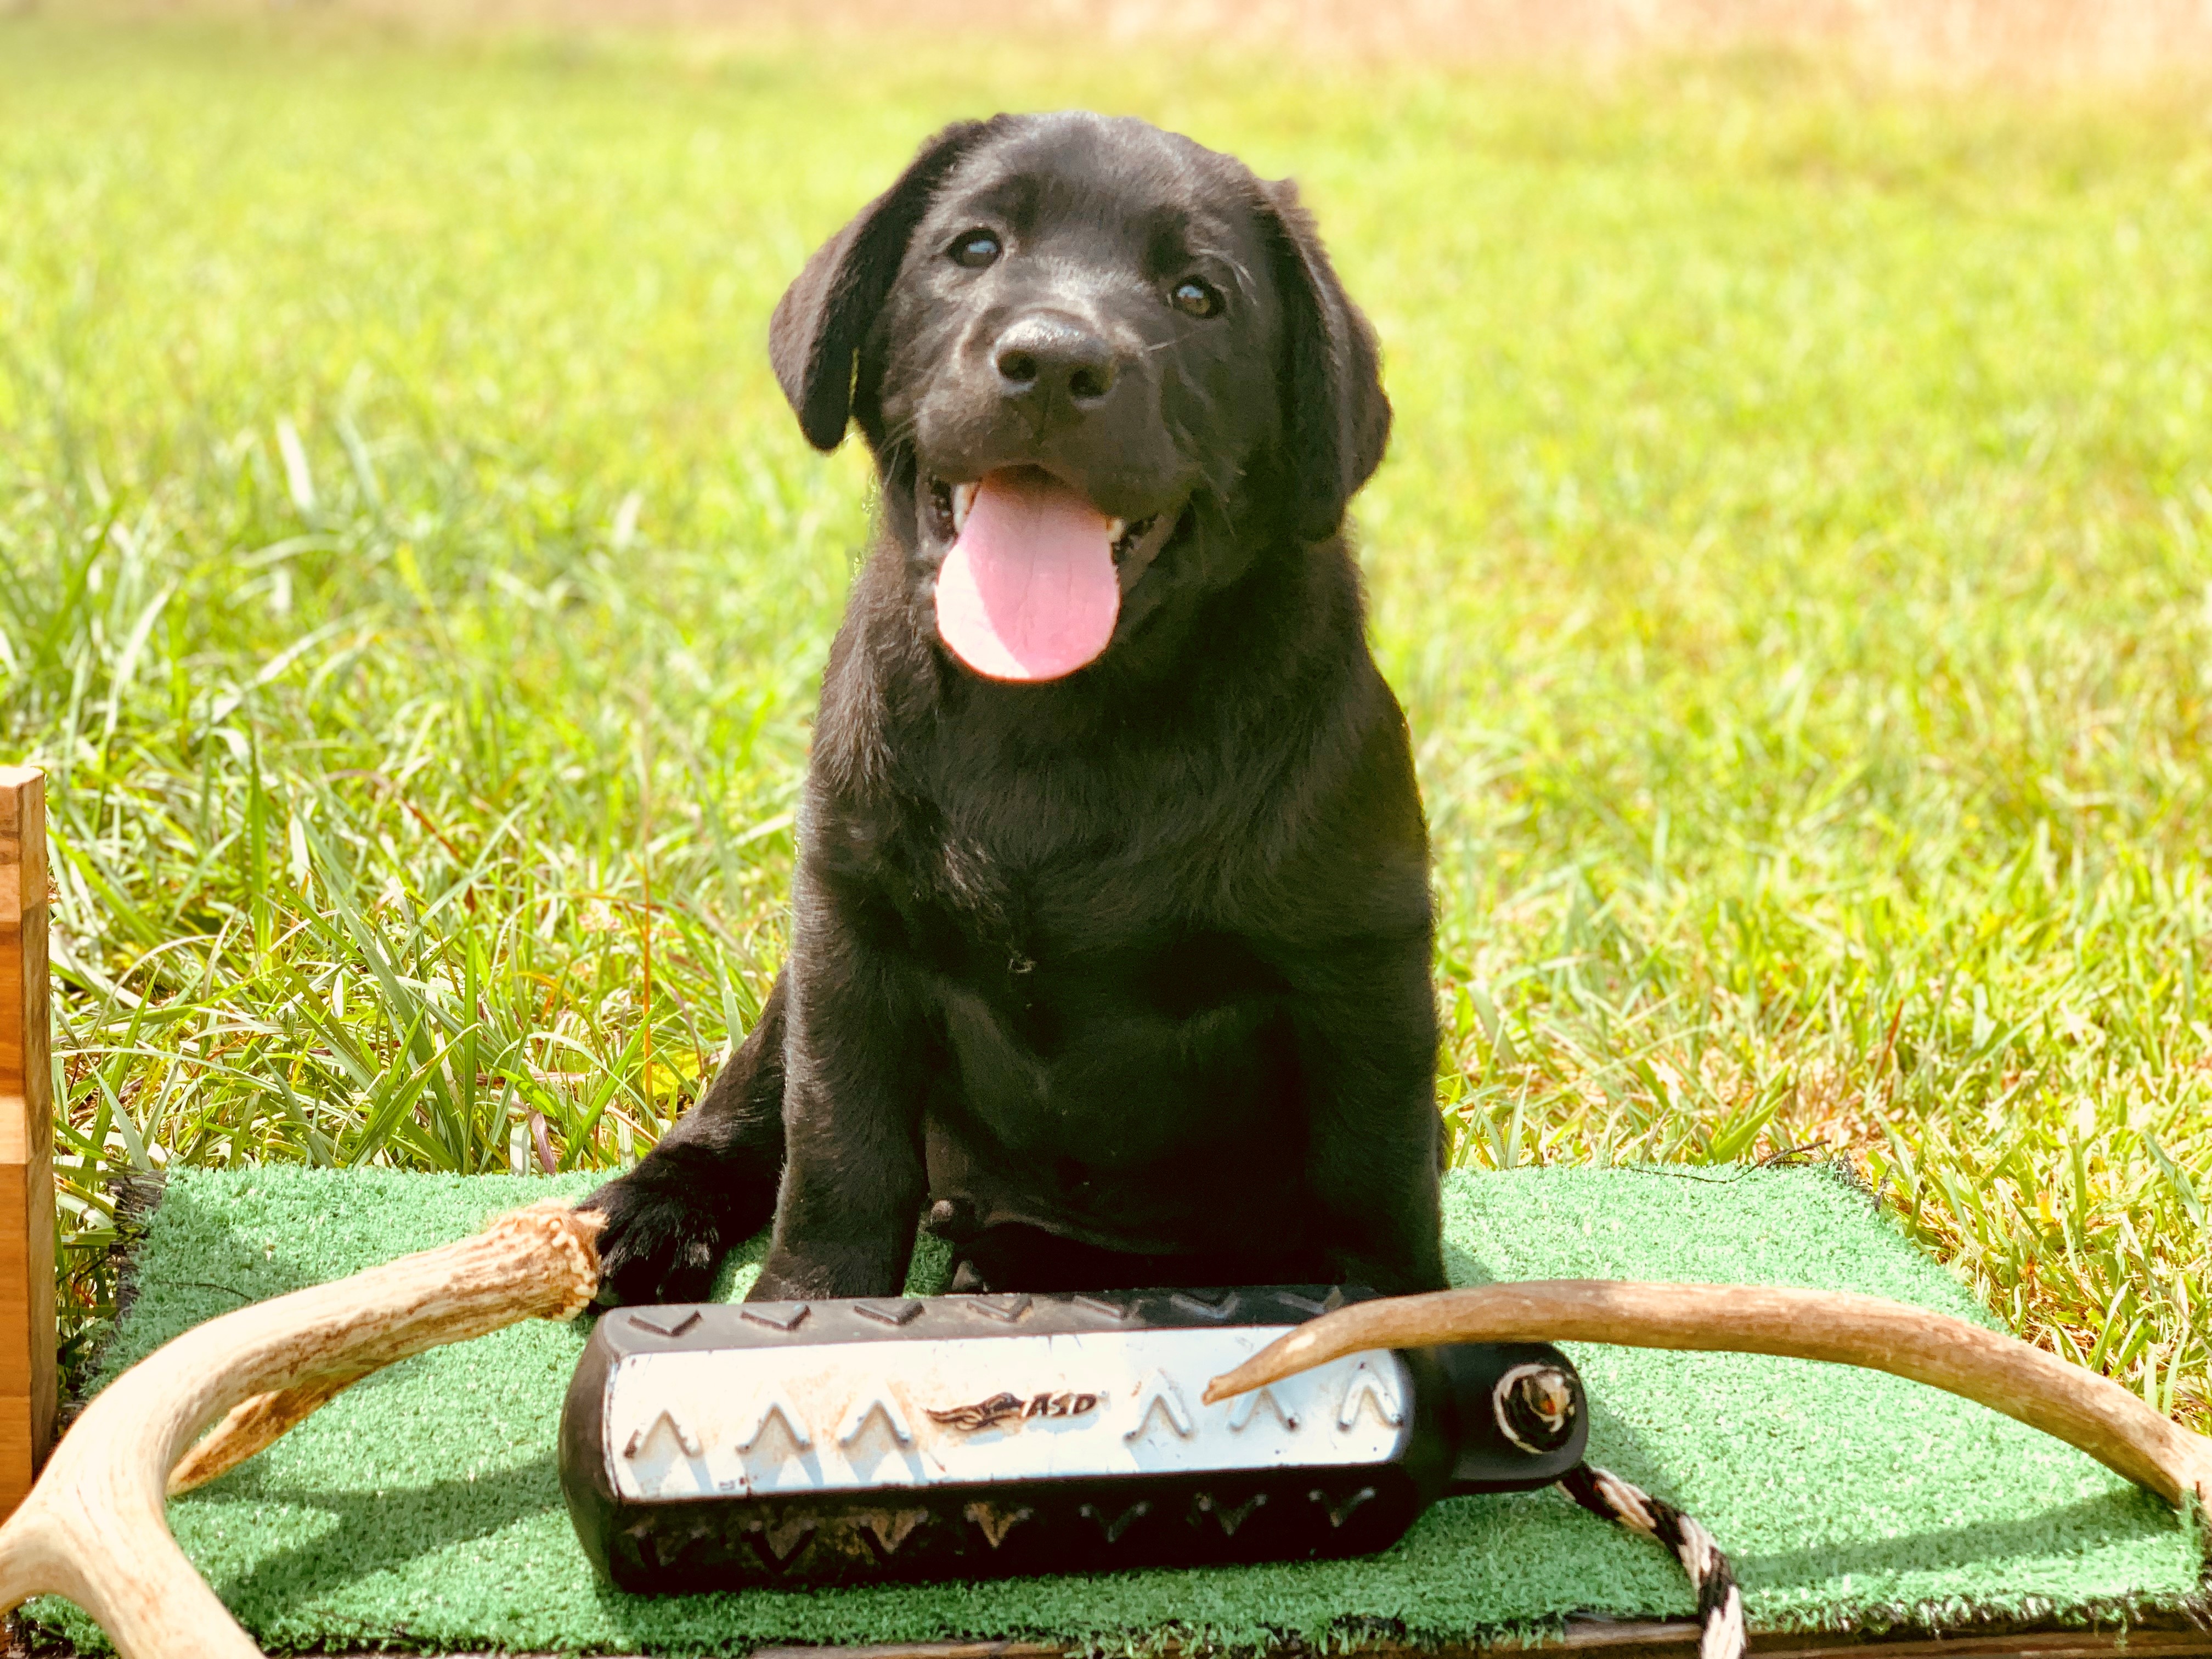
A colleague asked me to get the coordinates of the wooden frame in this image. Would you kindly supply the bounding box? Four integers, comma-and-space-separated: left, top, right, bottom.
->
8, 1620, 2212, 1659
0, 766, 55, 1523
719, 1628, 2212, 1659
742, 1629, 2212, 1659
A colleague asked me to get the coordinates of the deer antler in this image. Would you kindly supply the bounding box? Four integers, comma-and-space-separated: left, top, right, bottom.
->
1203, 1280, 2212, 1510
0, 1202, 603, 1659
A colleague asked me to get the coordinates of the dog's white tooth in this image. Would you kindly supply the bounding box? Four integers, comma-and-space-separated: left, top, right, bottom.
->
1107, 518, 1126, 543
952, 482, 977, 533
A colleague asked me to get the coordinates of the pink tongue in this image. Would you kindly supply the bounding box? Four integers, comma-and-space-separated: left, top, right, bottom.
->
934, 467, 1120, 681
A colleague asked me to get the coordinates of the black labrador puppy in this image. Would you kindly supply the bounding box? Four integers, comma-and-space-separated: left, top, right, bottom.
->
585, 111, 1445, 1305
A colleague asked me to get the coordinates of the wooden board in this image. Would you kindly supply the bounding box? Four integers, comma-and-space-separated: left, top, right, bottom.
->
9, 1619, 2210, 1659
721, 1624, 2212, 1659
0, 766, 55, 1521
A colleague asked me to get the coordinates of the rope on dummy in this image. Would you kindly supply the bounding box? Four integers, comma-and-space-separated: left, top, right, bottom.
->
1556, 1463, 1745, 1659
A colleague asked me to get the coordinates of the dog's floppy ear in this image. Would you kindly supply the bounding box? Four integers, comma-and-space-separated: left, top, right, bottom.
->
1257, 179, 1392, 543
770, 119, 999, 452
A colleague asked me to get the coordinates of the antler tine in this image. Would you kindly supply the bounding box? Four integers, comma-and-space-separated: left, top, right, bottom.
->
1201, 1280, 2212, 1511
0, 1203, 603, 1659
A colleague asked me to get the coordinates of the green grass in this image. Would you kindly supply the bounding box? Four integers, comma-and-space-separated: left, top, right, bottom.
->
1, 18, 2206, 1430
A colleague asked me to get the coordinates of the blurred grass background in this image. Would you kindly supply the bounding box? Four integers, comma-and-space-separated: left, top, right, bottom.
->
1, 11, 2207, 1429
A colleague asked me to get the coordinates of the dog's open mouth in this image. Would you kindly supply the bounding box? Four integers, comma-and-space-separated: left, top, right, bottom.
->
925, 466, 1181, 682
926, 477, 1161, 565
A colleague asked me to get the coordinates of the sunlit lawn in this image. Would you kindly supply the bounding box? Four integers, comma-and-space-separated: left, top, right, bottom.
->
1, 17, 2205, 1424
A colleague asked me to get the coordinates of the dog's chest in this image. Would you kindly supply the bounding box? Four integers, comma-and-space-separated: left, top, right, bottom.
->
865, 760, 1187, 955
866, 795, 1264, 1006
878, 829, 1280, 1144
894, 820, 1150, 979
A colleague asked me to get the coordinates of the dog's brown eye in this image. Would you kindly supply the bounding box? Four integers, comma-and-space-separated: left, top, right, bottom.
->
949, 230, 1001, 269
1170, 278, 1222, 318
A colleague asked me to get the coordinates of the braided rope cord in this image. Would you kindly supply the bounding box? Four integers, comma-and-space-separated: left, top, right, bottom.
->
1558, 1463, 1748, 1659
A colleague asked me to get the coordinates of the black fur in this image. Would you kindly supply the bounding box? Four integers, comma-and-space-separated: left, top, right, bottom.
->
585, 112, 1444, 1304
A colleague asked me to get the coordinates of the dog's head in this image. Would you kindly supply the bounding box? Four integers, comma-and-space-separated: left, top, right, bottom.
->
770, 111, 1390, 685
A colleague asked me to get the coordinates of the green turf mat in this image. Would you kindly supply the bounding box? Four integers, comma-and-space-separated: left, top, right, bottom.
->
35, 1165, 2205, 1654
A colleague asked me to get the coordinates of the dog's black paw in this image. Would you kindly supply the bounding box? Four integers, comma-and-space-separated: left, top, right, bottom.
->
580, 1168, 730, 1307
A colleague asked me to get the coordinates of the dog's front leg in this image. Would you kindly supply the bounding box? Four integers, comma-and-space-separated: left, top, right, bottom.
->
1294, 937, 1449, 1296
583, 970, 789, 1306
747, 893, 929, 1301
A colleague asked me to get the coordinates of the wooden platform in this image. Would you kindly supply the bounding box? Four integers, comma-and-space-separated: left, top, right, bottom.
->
0, 767, 55, 1523
10, 1618, 2212, 1659
741, 1627, 2212, 1659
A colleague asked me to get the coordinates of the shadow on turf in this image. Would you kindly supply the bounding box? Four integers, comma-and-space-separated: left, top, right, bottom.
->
1482, 1387, 2187, 1612
1730, 1487, 2193, 1589
1443, 1235, 1494, 1288
179, 1452, 569, 1626
76, 1178, 325, 1403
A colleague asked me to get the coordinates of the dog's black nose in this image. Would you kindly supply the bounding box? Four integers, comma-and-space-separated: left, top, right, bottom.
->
993, 314, 1118, 407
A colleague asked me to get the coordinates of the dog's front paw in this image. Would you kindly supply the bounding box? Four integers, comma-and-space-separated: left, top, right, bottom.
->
580, 1168, 730, 1307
